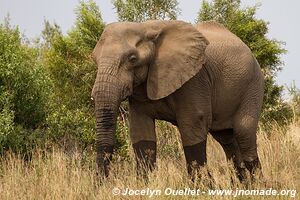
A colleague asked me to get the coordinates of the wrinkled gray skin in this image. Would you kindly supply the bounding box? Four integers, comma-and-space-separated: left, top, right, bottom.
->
91, 20, 264, 181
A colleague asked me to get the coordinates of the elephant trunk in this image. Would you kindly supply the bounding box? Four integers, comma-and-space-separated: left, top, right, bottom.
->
93, 72, 121, 177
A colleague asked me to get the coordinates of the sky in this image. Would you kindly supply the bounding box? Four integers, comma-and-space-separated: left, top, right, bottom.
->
0, 0, 299, 95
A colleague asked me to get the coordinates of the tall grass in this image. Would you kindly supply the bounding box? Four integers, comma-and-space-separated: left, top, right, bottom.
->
0, 121, 299, 199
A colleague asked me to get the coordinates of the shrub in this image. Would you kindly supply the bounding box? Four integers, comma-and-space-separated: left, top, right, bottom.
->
0, 19, 50, 154
46, 104, 96, 152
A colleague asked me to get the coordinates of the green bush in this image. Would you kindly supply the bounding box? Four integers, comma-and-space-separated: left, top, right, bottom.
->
0, 20, 50, 129
0, 107, 15, 153
44, 0, 104, 110
113, 0, 180, 22
46, 104, 96, 151
0, 19, 50, 154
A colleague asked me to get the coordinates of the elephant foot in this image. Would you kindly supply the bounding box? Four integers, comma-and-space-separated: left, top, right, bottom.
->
183, 141, 215, 186
133, 140, 157, 182
233, 157, 262, 185
244, 157, 262, 182
234, 165, 246, 182
183, 141, 207, 175
96, 145, 114, 178
244, 157, 261, 175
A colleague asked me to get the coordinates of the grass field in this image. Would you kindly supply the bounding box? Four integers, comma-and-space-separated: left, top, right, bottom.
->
0, 121, 299, 199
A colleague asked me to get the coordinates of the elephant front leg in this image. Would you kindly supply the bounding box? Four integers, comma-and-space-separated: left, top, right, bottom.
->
129, 100, 156, 180
133, 141, 156, 180
183, 140, 207, 177
178, 119, 209, 181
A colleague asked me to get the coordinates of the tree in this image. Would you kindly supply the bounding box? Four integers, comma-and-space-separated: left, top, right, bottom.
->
41, 20, 61, 50
45, 0, 105, 109
41, 1, 106, 150
0, 18, 50, 153
0, 18, 49, 129
196, 0, 292, 124
112, 0, 180, 22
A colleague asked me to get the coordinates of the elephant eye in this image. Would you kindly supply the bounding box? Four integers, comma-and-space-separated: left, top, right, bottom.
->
128, 53, 138, 64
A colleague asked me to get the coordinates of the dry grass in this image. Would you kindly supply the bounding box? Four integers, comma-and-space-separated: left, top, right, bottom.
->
0, 121, 299, 199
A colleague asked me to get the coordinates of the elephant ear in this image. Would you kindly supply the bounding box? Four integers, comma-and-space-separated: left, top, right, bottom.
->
145, 20, 209, 100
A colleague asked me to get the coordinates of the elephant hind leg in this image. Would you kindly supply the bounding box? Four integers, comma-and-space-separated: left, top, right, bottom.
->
233, 114, 262, 178
233, 74, 264, 181
210, 129, 245, 181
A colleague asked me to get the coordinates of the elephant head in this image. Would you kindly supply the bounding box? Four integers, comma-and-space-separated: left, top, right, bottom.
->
91, 20, 208, 177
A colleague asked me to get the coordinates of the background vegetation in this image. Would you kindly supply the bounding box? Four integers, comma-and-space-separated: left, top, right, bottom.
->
0, 0, 299, 198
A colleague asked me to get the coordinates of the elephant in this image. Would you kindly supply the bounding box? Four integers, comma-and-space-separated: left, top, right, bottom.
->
91, 20, 264, 181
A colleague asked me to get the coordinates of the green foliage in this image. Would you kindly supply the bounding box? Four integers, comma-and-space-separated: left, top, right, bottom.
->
156, 121, 182, 160
197, 0, 292, 124
261, 78, 292, 124
73, 1, 105, 49
0, 20, 50, 128
40, 1, 105, 152
113, 0, 180, 22
0, 19, 51, 154
46, 105, 96, 150
0, 107, 15, 153
0, 1, 105, 154
41, 20, 61, 50
45, 0, 104, 109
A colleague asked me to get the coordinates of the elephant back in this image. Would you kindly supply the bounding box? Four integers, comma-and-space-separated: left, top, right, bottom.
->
195, 21, 248, 49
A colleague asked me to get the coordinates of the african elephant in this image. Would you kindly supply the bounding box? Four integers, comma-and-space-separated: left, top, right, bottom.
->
91, 20, 264, 181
